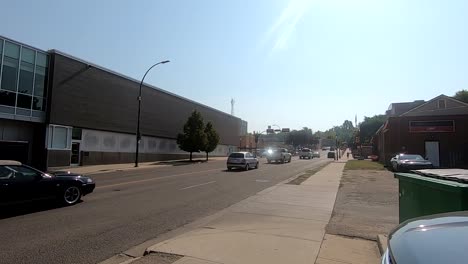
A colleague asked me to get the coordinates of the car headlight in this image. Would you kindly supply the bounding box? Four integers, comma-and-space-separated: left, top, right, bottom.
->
86, 178, 93, 183
268, 149, 273, 154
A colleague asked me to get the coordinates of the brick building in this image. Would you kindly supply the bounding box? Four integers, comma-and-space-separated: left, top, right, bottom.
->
375, 95, 468, 168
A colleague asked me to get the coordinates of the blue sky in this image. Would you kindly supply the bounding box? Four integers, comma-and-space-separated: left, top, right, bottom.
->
2, 0, 468, 132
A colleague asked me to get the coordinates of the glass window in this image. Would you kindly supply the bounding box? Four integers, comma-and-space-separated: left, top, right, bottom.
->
21, 47, 35, 64
0, 166, 14, 180
0, 90, 16, 107
52, 126, 68, 149
1, 57, 19, 91
16, 94, 32, 109
4, 42, 19, 59
7, 165, 41, 181
72, 128, 82, 140
36, 53, 48, 67
0, 40, 3, 55
18, 62, 34, 94
32, 97, 45, 111
34, 66, 46, 97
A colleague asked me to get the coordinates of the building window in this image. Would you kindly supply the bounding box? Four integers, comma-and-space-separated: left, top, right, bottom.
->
72, 128, 82, 140
0, 90, 16, 107
47, 125, 72, 150
21, 47, 35, 64
438, 100, 446, 109
18, 61, 34, 94
16, 93, 32, 109
34, 66, 46, 97
32, 97, 45, 111
36, 53, 47, 67
1, 57, 19, 92
4, 42, 19, 59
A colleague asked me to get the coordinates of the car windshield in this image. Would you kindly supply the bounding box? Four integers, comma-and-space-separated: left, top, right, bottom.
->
400, 155, 424, 160
301, 149, 311, 152
229, 153, 244, 158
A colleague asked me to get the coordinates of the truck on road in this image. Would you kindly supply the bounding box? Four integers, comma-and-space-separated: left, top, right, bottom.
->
266, 148, 292, 164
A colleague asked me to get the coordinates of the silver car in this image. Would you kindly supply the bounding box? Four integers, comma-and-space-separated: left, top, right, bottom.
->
227, 152, 259, 171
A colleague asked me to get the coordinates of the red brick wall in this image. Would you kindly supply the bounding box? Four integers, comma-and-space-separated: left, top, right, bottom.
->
378, 115, 468, 167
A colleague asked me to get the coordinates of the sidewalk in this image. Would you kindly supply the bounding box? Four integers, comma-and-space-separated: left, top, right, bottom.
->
144, 160, 347, 264
49, 157, 227, 175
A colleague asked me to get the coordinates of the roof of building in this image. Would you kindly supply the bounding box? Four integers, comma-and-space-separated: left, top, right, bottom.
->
49, 50, 242, 122
400, 94, 468, 117
386, 100, 426, 116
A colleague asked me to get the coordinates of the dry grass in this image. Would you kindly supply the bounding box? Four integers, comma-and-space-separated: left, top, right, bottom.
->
345, 160, 385, 170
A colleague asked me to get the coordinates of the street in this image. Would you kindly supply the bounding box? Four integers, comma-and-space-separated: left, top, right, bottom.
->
0, 154, 330, 264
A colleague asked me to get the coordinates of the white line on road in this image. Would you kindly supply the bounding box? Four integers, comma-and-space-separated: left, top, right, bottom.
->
180, 181, 216, 190
97, 168, 222, 189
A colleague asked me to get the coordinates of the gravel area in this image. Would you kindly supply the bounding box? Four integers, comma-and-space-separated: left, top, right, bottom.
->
326, 168, 399, 240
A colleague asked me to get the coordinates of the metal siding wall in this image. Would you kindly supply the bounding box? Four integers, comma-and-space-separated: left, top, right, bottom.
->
80, 128, 233, 155
48, 53, 243, 145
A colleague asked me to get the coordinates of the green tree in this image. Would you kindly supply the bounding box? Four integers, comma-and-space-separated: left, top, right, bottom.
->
359, 115, 387, 143
454, 89, 468, 103
201, 122, 220, 161
177, 110, 207, 161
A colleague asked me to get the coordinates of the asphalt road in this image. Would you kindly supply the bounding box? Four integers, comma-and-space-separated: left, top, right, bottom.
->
0, 153, 330, 264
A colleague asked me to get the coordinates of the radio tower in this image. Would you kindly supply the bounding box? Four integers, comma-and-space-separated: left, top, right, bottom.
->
231, 98, 235, 116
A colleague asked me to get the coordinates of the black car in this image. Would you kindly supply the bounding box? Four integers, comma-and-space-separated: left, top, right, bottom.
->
382, 211, 468, 264
0, 160, 95, 206
390, 154, 433, 172
327, 151, 335, 159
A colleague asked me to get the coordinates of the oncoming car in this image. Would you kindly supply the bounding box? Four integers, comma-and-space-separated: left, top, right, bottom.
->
0, 160, 95, 206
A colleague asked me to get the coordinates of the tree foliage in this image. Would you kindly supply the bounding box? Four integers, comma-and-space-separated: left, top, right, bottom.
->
177, 110, 207, 161
359, 115, 387, 144
454, 89, 468, 103
286, 127, 318, 147
201, 122, 220, 161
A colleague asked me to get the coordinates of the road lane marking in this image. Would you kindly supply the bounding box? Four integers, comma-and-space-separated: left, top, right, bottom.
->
180, 181, 216, 190
96, 168, 222, 189
255, 179, 270, 182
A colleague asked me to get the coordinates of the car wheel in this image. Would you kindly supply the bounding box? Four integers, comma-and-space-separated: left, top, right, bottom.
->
299, 156, 302, 159
281, 158, 285, 164
62, 185, 81, 205
245, 163, 249, 171
289, 157, 292, 162
227, 167, 232, 171
256, 162, 259, 169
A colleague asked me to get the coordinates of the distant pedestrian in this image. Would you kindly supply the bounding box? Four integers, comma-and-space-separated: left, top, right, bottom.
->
347, 152, 350, 159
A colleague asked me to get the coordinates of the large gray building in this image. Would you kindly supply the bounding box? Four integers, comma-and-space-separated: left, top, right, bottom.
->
0, 36, 247, 169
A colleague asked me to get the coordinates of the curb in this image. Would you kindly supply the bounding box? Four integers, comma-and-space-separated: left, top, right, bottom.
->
376, 234, 388, 255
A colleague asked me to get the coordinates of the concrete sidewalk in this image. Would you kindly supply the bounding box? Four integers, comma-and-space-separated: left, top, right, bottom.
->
145, 161, 346, 264
49, 157, 227, 175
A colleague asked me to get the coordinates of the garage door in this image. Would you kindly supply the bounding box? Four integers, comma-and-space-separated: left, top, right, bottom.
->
0, 141, 29, 164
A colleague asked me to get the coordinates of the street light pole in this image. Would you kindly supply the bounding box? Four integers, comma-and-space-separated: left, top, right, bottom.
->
135, 60, 170, 167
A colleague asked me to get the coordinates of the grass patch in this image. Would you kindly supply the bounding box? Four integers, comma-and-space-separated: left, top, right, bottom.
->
287, 162, 332, 185
345, 160, 385, 170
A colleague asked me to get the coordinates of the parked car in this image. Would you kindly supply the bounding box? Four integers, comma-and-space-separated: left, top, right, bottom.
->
299, 148, 313, 159
327, 151, 335, 159
390, 154, 433, 172
312, 151, 321, 158
227, 152, 259, 171
0, 160, 95, 206
382, 211, 468, 264
266, 148, 292, 164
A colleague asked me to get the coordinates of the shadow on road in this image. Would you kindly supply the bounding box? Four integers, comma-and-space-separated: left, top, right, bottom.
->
0, 201, 81, 219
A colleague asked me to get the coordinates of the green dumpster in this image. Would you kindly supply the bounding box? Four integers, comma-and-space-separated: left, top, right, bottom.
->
395, 172, 468, 223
